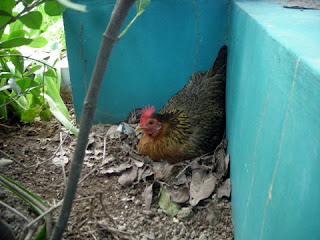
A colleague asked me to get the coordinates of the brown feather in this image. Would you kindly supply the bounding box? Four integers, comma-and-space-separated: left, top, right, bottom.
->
137, 46, 228, 162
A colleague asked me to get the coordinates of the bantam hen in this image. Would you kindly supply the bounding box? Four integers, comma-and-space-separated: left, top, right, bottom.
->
136, 45, 227, 163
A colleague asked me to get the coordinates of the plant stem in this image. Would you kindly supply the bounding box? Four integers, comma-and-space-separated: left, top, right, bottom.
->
0, 54, 56, 69
49, 1, 136, 239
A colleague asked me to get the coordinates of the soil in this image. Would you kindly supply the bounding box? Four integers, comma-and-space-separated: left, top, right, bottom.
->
0, 108, 234, 240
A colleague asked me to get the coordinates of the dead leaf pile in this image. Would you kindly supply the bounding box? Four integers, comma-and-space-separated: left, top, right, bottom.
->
84, 123, 231, 221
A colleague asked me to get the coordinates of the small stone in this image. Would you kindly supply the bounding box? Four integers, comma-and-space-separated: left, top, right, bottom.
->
190, 230, 196, 238
147, 231, 156, 239
143, 210, 154, 217
199, 233, 207, 240
173, 217, 179, 223
118, 225, 126, 231
180, 226, 186, 236
177, 207, 194, 220
135, 199, 142, 205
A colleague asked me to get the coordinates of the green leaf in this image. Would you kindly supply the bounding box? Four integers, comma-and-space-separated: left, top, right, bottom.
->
0, 92, 8, 120
0, 0, 14, 27
8, 29, 27, 39
24, 65, 42, 77
10, 54, 24, 75
16, 77, 32, 93
27, 36, 48, 48
0, 10, 13, 17
0, 0, 15, 13
0, 174, 47, 215
33, 223, 47, 240
40, 105, 51, 120
8, 19, 23, 34
44, 68, 56, 78
41, 93, 78, 136
0, 28, 4, 40
136, 0, 151, 13
21, 105, 42, 121
158, 185, 180, 217
44, 1, 66, 16
44, 76, 68, 118
0, 37, 33, 48
19, 11, 43, 29
0, 72, 14, 79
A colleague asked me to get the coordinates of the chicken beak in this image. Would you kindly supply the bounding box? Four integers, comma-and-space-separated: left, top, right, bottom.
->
135, 125, 145, 132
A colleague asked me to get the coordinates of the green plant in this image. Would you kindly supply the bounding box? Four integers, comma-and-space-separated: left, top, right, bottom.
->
0, 0, 78, 135
0, 174, 48, 239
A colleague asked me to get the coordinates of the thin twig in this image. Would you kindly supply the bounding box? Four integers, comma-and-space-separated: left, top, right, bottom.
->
0, 123, 20, 129
59, 132, 67, 187
0, 54, 56, 69
50, 1, 136, 239
98, 192, 116, 226
25, 196, 95, 230
77, 136, 107, 185
0, 85, 43, 109
0, 131, 70, 169
0, 0, 46, 31
0, 200, 30, 222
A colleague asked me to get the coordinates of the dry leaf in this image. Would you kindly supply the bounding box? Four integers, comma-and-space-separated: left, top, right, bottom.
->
141, 166, 154, 180
142, 183, 153, 210
225, 154, 230, 171
189, 170, 217, 206
132, 159, 144, 168
101, 155, 116, 166
106, 163, 132, 174
0, 158, 13, 168
168, 186, 189, 203
216, 178, 231, 199
173, 173, 188, 186
52, 156, 69, 166
106, 125, 121, 139
215, 148, 227, 180
153, 162, 174, 181
118, 165, 138, 186
117, 122, 134, 135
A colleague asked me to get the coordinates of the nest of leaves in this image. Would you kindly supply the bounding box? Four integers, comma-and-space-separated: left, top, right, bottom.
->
0, 112, 233, 240
82, 119, 232, 239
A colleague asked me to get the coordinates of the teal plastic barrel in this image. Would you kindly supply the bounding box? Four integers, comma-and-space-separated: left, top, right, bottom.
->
227, 1, 320, 240
63, 0, 227, 123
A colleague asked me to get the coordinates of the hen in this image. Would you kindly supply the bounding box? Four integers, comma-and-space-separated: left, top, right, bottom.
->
136, 45, 227, 163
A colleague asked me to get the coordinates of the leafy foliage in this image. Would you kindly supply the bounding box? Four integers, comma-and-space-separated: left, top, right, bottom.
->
0, 0, 78, 135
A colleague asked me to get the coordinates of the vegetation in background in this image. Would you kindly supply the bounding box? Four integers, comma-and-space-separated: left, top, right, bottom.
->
0, 0, 78, 135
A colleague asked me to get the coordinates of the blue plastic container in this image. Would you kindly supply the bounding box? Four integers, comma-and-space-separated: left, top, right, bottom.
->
227, 1, 320, 239
63, 0, 228, 123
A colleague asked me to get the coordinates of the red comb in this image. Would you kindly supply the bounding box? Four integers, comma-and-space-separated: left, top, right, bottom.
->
140, 105, 155, 125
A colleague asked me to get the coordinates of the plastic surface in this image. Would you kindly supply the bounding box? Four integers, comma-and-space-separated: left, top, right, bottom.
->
226, 1, 320, 239
63, 0, 227, 123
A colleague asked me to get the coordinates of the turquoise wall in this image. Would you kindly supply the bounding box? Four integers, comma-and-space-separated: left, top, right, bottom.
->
63, 0, 228, 123
227, 1, 320, 239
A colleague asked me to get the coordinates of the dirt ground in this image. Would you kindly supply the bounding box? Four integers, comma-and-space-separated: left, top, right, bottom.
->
0, 109, 234, 240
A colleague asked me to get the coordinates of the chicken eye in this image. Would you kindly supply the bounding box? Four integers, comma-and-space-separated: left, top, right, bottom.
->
148, 120, 154, 125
